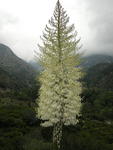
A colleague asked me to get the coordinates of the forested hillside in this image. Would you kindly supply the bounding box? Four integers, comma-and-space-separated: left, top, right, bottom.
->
0, 44, 41, 150
0, 44, 36, 89
84, 63, 113, 90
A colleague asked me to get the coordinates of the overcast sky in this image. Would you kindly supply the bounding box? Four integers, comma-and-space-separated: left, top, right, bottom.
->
0, 0, 113, 61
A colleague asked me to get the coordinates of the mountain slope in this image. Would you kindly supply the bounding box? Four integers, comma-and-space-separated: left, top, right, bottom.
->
29, 60, 42, 72
82, 54, 113, 68
0, 44, 36, 89
84, 63, 113, 90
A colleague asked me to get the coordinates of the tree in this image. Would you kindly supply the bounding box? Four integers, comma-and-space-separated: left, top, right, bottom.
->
36, 0, 82, 149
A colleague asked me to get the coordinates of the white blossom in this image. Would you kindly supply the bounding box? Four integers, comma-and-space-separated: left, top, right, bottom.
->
36, 0, 82, 128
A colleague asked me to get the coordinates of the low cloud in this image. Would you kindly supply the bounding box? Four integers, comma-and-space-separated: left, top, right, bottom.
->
0, 0, 113, 60
85, 0, 113, 55
0, 11, 18, 30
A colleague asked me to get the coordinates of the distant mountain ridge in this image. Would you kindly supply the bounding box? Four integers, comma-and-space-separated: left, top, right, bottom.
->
0, 43, 36, 89
1, 43, 113, 91
82, 54, 113, 68
82, 54, 113, 90
30, 54, 113, 72
84, 63, 113, 90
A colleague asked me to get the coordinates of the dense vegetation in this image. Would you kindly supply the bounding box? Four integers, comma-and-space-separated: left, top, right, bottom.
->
0, 44, 113, 149
84, 63, 113, 90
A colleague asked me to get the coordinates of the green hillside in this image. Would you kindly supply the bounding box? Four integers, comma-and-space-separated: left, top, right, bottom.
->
0, 44, 36, 89
84, 63, 113, 90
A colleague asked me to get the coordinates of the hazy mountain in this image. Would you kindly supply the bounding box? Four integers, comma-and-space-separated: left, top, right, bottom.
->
0, 43, 36, 89
82, 54, 113, 68
84, 63, 113, 90
29, 60, 42, 72
29, 54, 113, 72
1, 43, 113, 90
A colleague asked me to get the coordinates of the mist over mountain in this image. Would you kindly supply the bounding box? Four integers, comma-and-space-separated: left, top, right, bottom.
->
29, 53, 113, 72
29, 60, 42, 72
1, 42, 113, 91
82, 54, 113, 68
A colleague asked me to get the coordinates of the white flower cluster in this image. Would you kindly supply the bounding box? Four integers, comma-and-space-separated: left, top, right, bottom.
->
36, 0, 82, 127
